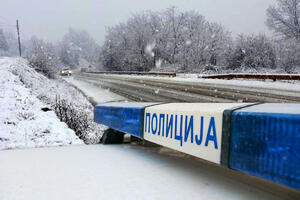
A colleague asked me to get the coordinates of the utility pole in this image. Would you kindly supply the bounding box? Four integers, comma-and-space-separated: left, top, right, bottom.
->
16, 19, 21, 56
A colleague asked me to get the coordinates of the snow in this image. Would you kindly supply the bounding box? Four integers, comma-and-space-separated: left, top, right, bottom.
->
0, 144, 295, 200
237, 103, 300, 114
145, 42, 156, 57
1, 57, 298, 200
103, 73, 300, 93
64, 76, 126, 105
155, 58, 162, 68
175, 75, 300, 92
0, 57, 124, 148
0, 57, 83, 150
185, 40, 192, 46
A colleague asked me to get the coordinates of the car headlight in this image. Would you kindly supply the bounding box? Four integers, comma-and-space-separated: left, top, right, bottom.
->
69, 70, 72, 73
61, 71, 65, 73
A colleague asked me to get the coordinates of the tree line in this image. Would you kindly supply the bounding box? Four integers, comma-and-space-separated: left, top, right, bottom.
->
0, 0, 299, 77
0, 28, 101, 78
101, 1, 300, 73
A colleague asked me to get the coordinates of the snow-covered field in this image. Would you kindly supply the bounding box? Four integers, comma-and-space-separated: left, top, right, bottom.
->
0, 57, 118, 150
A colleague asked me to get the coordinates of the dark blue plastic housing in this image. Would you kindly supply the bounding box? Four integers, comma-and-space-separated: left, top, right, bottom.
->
94, 102, 159, 138
230, 104, 300, 189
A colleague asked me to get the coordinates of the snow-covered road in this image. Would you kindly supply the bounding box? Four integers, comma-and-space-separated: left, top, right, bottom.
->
73, 72, 300, 103
1, 144, 298, 200
64, 76, 126, 105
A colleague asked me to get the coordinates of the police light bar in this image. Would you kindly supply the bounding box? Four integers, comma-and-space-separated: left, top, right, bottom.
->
229, 103, 300, 190
94, 102, 159, 138
94, 102, 300, 190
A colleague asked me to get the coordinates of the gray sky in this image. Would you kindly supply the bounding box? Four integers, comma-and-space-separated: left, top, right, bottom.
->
0, 0, 275, 45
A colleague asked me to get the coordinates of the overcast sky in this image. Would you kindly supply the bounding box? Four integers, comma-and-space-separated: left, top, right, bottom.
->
0, 0, 275, 45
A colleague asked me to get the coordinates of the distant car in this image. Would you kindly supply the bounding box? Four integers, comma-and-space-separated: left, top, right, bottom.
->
60, 69, 72, 76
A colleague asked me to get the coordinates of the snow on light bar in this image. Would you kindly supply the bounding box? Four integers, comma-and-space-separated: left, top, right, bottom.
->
94, 102, 300, 190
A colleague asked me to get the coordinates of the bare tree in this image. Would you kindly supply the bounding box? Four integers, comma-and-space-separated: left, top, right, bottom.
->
266, 0, 300, 40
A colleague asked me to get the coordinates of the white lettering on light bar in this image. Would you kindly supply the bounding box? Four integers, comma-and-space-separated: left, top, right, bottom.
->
143, 103, 249, 164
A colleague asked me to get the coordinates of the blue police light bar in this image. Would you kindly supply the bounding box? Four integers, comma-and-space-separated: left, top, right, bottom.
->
94, 102, 159, 138
230, 104, 300, 189
94, 102, 300, 190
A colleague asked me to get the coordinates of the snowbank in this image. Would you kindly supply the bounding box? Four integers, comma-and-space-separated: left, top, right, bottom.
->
0, 57, 109, 150
0, 57, 84, 150
64, 76, 126, 105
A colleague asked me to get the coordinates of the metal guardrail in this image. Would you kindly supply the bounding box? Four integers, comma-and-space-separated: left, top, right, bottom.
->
199, 73, 300, 81
84, 71, 300, 81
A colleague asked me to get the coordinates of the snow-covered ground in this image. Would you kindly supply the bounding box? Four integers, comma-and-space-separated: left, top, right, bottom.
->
0, 57, 83, 149
0, 57, 121, 149
99, 73, 300, 92
175, 73, 300, 92
1, 144, 298, 200
1, 57, 299, 200
64, 76, 126, 105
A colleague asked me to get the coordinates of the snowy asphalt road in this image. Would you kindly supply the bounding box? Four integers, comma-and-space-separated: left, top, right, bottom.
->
73, 72, 300, 103
1, 145, 299, 200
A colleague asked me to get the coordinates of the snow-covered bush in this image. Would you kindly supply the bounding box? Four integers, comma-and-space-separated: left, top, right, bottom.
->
54, 96, 90, 143
27, 54, 58, 79
227, 34, 276, 70
9, 58, 104, 144
0, 57, 83, 150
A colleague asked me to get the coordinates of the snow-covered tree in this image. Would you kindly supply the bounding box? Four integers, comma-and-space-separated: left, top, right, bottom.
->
227, 34, 276, 70
26, 36, 59, 78
162, 7, 187, 65
100, 8, 232, 72
266, 0, 300, 40
4, 31, 19, 56
0, 29, 8, 52
59, 28, 100, 69
101, 12, 160, 71
101, 26, 127, 71
275, 38, 300, 72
